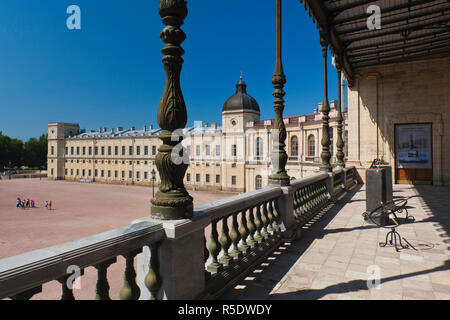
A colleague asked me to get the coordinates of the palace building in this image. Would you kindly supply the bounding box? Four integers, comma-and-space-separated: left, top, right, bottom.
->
47, 77, 347, 193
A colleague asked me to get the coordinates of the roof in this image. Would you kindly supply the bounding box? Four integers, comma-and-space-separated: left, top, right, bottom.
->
222, 77, 260, 113
301, 0, 450, 84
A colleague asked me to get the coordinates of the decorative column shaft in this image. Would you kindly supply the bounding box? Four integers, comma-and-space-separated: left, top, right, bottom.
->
269, 0, 290, 186
335, 58, 345, 167
151, 0, 193, 219
319, 33, 332, 172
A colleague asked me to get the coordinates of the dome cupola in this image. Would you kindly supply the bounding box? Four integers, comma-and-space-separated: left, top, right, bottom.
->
222, 75, 260, 113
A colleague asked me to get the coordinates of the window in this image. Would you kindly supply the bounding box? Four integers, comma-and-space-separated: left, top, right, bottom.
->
144, 146, 148, 155
95, 169, 98, 177
51, 168, 54, 175
108, 170, 111, 178
71, 147, 74, 155
231, 176, 236, 185
205, 145, 210, 156
186, 173, 191, 182
136, 171, 140, 179
291, 136, 298, 157
255, 175, 262, 190
122, 146, 125, 155
88, 169, 91, 176
101, 146, 105, 155
108, 146, 111, 156
77, 147, 80, 155
129, 146, 133, 156
206, 174, 210, 183
82, 169, 85, 176
101, 170, 104, 177
196, 145, 200, 156
232, 163, 236, 168
152, 146, 156, 155
82, 147, 86, 155
122, 171, 125, 179
144, 172, 148, 180
231, 144, 237, 157
65, 147, 68, 155
115, 171, 118, 178
89, 146, 92, 155
71, 169, 74, 176
115, 146, 118, 156
95, 147, 98, 155
196, 174, 200, 182
216, 175, 220, 184
255, 138, 263, 158
65, 169, 68, 175
216, 145, 221, 156
136, 146, 140, 156
51, 146, 54, 155
308, 135, 315, 157
129, 171, 133, 179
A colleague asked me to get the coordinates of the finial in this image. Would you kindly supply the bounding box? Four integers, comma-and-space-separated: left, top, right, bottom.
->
240, 70, 243, 81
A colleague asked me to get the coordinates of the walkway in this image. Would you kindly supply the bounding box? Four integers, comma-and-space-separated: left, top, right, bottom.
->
222, 184, 450, 300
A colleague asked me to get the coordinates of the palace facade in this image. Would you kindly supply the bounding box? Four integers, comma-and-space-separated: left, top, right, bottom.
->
47, 77, 347, 193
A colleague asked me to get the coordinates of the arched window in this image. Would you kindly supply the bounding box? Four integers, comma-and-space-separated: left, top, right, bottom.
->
255, 175, 262, 190
255, 137, 263, 158
291, 136, 298, 156
308, 135, 315, 157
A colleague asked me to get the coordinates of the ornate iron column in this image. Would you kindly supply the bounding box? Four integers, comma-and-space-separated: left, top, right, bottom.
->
151, 0, 193, 219
319, 31, 332, 172
269, 0, 290, 186
335, 57, 345, 168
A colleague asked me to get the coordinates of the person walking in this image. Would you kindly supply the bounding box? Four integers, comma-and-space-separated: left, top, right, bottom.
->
48, 200, 52, 210
16, 198, 21, 208
45, 200, 48, 210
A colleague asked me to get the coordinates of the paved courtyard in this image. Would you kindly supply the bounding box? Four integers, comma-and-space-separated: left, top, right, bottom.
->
222, 184, 450, 300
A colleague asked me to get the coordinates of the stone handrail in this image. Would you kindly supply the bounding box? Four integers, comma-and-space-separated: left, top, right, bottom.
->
0, 221, 165, 300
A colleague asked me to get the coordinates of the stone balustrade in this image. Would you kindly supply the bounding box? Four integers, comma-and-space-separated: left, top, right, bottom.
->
0, 166, 357, 300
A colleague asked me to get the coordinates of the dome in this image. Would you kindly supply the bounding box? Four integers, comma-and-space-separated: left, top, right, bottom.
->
222, 76, 260, 113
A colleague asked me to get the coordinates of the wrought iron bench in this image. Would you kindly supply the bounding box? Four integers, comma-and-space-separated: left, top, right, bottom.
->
363, 198, 415, 252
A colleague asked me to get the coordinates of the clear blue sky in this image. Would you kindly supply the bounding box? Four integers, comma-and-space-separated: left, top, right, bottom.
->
0, 0, 339, 141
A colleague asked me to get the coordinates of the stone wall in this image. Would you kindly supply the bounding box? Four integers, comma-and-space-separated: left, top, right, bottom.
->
347, 56, 450, 185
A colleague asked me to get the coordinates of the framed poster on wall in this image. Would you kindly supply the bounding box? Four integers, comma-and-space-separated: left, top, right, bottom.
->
395, 123, 432, 169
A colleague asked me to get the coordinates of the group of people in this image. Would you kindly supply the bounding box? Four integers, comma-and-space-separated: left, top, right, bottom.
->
16, 197, 52, 210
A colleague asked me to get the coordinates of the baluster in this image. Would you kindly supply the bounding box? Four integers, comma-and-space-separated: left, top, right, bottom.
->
229, 212, 241, 259
120, 249, 141, 300
246, 206, 256, 248
253, 205, 263, 244
219, 216, 232, 266
94, 258, 116, 300
269, 200, 280, 235
204, 234, 211, 280
306, 186, 312, 211
238, 209, 249, 253
145, 243, 162, 300
10, 286, 42, 300
266, 200, 274, 235
207, 220, 222, 273
299, 188, 306, 217
58, 274, 75, 300
293, 190, 299, 218
260, 201, 269, 240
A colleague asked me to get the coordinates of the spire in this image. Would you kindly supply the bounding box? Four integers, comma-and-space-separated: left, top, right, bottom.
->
236, 71, 246, 93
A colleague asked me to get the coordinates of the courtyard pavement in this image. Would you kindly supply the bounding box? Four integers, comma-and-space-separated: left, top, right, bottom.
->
222, 184, 450, 300
0, 178, 235, 300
